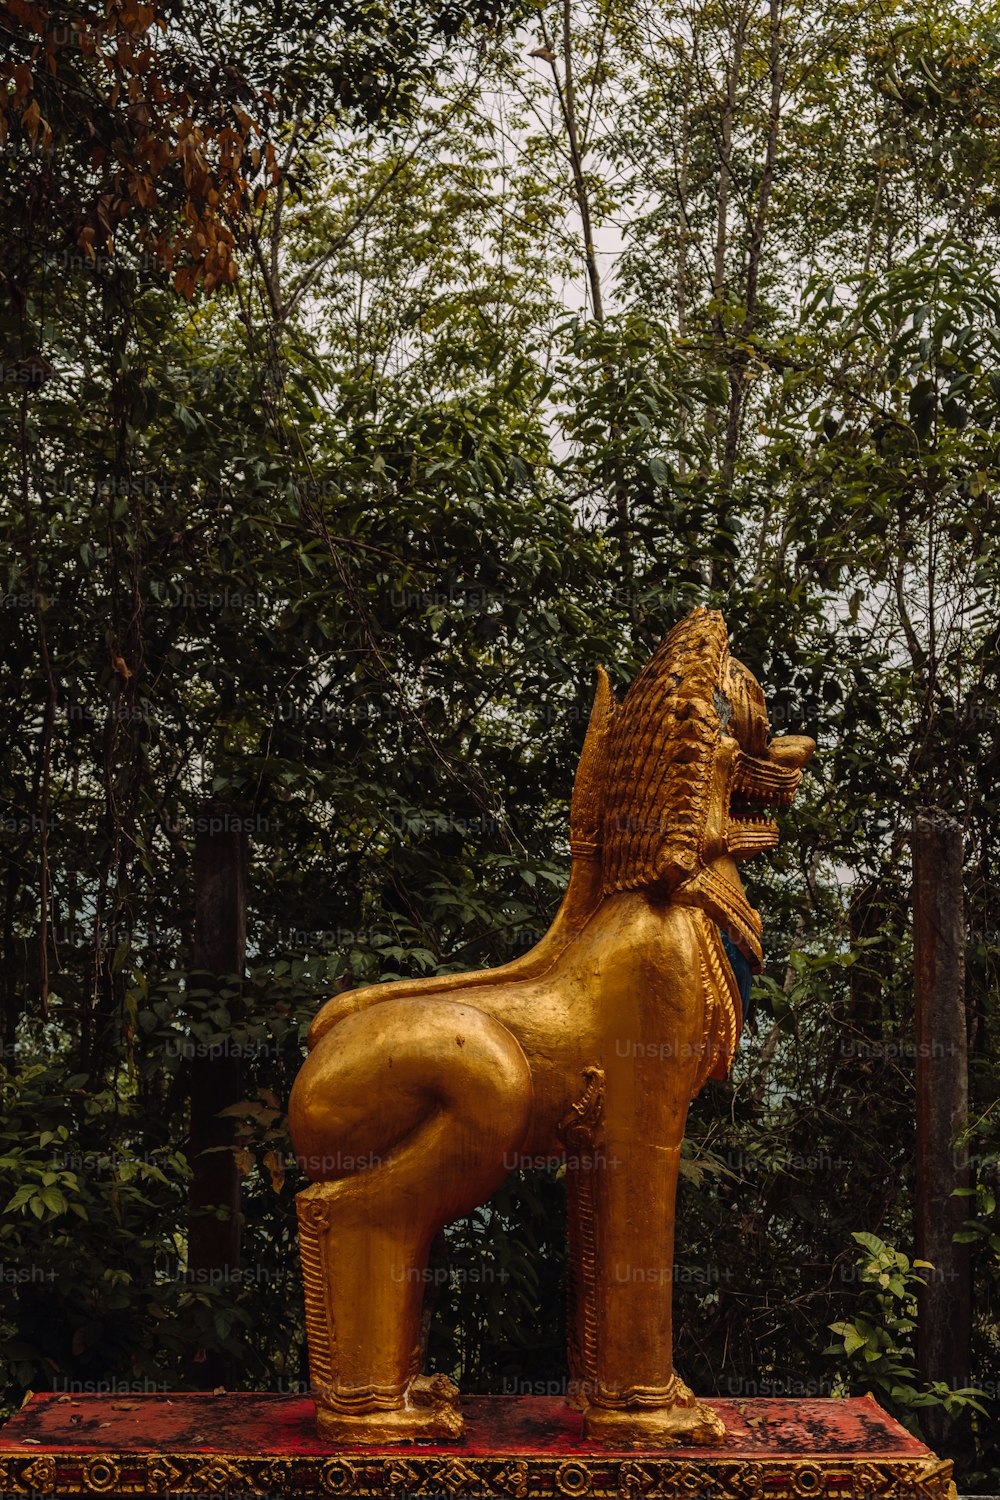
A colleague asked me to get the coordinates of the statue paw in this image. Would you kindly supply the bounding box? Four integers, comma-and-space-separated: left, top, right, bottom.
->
315, 1375, 464, 1445
582, 1393, 726, 1448
665, 1399, 727, 1446
409, 1372, 461, 1410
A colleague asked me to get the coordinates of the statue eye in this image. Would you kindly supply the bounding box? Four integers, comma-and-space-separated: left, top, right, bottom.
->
713, 687, 733, 728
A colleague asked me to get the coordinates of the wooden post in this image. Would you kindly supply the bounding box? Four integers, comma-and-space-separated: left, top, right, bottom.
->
912, 810, 971, 1452
187, 799, 247, 1384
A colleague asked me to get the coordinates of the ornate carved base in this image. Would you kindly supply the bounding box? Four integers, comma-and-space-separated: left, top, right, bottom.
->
0, 1392, 956, 1499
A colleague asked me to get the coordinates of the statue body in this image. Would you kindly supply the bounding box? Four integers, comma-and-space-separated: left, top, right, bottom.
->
289, 610, 815, 1446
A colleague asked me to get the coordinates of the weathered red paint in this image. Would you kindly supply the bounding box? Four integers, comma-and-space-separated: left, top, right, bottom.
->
0, 1392, 931, 1458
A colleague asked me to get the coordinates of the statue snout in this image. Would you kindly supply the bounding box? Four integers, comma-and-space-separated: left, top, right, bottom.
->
768, 734, 816, 769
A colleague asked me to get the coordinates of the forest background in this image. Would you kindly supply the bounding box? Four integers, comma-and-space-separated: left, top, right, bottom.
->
1, 0, 999, 1484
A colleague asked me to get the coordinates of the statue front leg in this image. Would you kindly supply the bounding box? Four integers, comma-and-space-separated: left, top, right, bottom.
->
568, 913, 730, 1446
576, 1133, 724, 1444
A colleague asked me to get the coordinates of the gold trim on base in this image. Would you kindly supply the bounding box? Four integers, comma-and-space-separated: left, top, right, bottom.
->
0, 1448, 956, 1499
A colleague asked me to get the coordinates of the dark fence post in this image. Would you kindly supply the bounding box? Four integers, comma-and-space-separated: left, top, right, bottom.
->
187, 798, 247, 1385
912, 809, 971, 1454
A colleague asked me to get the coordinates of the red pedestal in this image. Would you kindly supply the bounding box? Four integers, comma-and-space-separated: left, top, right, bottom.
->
0, 1393, 954, 1499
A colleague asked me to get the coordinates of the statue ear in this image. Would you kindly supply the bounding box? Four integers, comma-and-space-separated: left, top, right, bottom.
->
569, 666, 616, 857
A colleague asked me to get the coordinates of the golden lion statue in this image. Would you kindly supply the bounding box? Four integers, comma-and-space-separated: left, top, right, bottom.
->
289, 608, 814, 1445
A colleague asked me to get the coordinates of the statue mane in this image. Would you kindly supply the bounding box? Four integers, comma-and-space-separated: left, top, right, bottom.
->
568, 608, 764, 967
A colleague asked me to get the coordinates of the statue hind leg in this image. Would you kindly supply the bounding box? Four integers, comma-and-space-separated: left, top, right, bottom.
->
289, 996, 533, 1442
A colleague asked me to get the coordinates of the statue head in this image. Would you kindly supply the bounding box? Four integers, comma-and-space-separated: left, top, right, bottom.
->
569, 609, 815, 967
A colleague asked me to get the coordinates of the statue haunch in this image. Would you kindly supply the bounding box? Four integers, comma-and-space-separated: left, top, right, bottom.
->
288, 609, 815, 1446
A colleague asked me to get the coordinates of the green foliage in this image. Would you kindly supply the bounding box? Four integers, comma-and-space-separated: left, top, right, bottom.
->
826, 1232, 988, 1426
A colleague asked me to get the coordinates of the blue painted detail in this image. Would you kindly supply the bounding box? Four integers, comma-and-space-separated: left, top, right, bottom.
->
719, 927, 755, 1030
